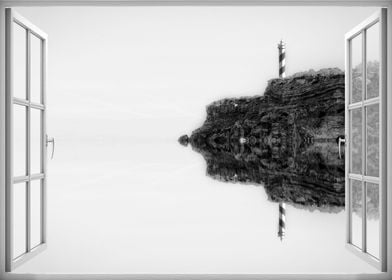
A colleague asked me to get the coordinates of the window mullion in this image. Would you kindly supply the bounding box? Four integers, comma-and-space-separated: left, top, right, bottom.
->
41, 37, 47, 244
361, 29, 367, 253
26, 29, 31, 253
347, 35, 353, 243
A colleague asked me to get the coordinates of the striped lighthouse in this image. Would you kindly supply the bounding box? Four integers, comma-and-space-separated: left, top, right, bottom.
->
277, 40, 286, 241
278, 202, 286, 241
278, 40, 286, 78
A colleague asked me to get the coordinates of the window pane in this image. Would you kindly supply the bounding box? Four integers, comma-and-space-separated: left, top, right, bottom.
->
31, 108, 42, 175
13, 104, 26, 177
30, 34, 42, 104
13, 23, 27, 100
351, 180, 362, 249
351, 34, 363, 104
30, 179, 42, 249
366, 22, 380, 100
366, 104, 379, 177
13, 182, 27, 259
366, 182, 379, 259
350, 109, 362, 174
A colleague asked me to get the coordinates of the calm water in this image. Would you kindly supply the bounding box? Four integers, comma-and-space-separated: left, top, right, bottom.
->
13, 135, 377, 273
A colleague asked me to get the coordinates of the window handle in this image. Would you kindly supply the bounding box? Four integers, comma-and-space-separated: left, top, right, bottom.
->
46, 135, 55, 159
338, 136, 345, 159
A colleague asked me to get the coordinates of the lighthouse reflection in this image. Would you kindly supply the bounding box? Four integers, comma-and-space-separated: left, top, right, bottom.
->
179, 69, 346, 212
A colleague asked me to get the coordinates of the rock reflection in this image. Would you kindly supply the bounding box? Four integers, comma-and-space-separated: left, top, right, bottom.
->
180, 69, 346, 212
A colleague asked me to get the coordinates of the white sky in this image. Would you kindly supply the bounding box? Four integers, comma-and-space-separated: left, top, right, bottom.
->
13, 6, 380, 274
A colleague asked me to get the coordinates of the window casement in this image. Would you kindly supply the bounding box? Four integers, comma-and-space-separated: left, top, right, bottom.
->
344, 9, 387, 271
5, 8, 48, 272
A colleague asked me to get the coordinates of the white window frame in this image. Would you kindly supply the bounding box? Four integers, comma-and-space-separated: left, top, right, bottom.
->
4, 8, 48, 272
344, 9, 387, 271
0, 1, 391, 280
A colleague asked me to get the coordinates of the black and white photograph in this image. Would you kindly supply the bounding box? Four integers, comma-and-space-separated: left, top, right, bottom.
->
0, 1, 391, 279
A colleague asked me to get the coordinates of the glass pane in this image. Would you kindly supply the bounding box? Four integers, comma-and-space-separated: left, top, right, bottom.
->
31, 109, 42, 174
351, 33, 363, 104
366, 182, 380, 259
366, 22, 380, 100
13, 104, 26, 177
13, 23, 27, 100
13, 183, 27, 259
350, 109, 362, 174
366, 104, 379, 177
30, 180, 42, 249
351, 180, 362, 249
30, 34, 42, 104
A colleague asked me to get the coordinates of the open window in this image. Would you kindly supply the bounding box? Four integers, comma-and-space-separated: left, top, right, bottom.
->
0, 3, 391, 279
345, 8, 387, 271
5, 8, 48, 272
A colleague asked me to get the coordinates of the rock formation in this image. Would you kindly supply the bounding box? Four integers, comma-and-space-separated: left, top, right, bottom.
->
180, 68, 346, 211
178, 134, 189, 146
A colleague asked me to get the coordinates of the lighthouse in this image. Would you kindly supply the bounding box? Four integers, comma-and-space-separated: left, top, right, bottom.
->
277, 40, 287, 241
278, 202, 286, 241
278, 40, 286, 78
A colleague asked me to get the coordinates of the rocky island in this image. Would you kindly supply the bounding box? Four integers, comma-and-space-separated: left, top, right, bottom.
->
180, 68, 346, 211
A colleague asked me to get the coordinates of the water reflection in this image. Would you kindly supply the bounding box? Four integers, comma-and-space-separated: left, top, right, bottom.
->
180, 69, 346, 212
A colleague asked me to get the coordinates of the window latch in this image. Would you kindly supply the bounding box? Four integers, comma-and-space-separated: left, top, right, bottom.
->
338, 136, 345, 159
46, 135, 55, 160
